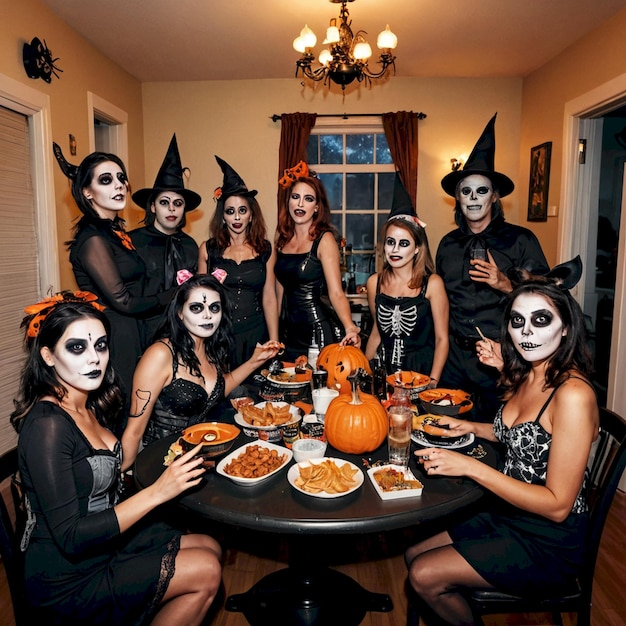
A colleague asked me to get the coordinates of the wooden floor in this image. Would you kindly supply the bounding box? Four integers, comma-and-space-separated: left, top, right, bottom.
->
1, 491, 625, 626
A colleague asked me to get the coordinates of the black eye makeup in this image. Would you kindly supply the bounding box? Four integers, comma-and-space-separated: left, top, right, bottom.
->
460, 186, 492, 196
385, 237, 411, 248
509, 309, 554, 329
96, 172, 127, 186
188, 302, 222, 314
64, 336, 108, 354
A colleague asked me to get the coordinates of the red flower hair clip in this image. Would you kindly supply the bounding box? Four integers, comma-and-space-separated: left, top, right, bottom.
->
278, 161, 310, 189
23, 291, 106, 338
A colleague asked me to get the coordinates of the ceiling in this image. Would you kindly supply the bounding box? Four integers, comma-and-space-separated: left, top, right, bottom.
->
40, 0, 626, 83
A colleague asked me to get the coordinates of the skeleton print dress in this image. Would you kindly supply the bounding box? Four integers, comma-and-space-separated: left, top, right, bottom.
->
374, 274, 435, 374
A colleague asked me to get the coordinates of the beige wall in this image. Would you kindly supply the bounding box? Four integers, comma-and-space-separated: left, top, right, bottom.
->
1, 0, 145, 289
141, 77, 523, 257
520, 5, 626, 266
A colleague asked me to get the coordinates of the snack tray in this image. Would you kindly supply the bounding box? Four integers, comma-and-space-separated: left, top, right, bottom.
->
216, 440, 292, 485
367, 465, 424, 500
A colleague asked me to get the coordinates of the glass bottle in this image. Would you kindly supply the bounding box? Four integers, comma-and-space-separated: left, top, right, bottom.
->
307, 328, 320, 368
389, 384, 411, 409
372, 355, 387, 401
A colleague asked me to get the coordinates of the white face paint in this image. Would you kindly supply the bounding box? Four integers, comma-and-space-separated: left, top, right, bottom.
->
179, 287, 223, 339
456, 174, 496, 230
508, 293, 566, 363
383, 223, 418, 269
82, 161, 128, 219
41, 318, 109, 393
223, 195, 252, 236
288, 182, 318, 225
151, 191, 185, 235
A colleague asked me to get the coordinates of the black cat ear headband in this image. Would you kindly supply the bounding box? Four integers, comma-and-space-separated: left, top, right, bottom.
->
512, 255, 582, 291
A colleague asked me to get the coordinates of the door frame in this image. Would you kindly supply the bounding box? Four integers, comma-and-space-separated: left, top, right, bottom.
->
559, 72, 626, 415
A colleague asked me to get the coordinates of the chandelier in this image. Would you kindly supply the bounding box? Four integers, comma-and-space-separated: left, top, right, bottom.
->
293, 0, 398, 91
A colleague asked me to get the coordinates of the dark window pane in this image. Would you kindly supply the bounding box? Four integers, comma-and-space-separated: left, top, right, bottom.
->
330, 213, 342, 234
307, 135, 319, 165
376, 133, 393, 164
346, 173, 374, 210
320, 135, 343, 164
346, 134, 373, 164
378, 172, 395, 210
319, 173, 343, 211
346, 214, 374, 251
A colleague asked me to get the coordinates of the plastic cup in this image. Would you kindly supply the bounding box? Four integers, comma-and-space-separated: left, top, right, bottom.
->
312, 387, 340, 422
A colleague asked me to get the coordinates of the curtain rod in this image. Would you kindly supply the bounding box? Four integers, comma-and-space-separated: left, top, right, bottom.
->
270, 112, 427, 122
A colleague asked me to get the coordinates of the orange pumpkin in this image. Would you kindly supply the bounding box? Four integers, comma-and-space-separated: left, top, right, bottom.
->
324, 374, 388, 454
316, 343, 372, 394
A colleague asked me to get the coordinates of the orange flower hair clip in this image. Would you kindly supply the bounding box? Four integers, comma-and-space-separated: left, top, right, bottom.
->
213, 187, 223, 201
278, 161, 310, 189
23, 291, 106, 338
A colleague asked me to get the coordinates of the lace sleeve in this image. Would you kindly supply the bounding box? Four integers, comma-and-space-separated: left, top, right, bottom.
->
78, 235, 171, 316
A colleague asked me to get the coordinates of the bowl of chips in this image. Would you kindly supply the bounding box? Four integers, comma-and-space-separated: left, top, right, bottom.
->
418, 388, 473, 416
386, 370, 431, 400
287, 457, 363, 498
234, 401, 302, 442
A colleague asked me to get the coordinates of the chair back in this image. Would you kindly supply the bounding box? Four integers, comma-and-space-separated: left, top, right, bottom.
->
0, 447, 28, 626
579, 406, 626, 608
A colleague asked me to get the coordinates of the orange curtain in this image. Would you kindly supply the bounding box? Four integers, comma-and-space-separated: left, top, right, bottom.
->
277, 112, 318, 209
382, 111, 419, 211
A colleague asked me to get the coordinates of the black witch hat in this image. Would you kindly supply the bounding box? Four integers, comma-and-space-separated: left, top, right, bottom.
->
441, 113, 515, 198
387, 173, 426, 227
132, 134, 201, 212
213, 155, 257, 201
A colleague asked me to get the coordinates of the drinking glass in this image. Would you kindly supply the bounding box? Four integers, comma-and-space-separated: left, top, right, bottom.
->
387, 406, 412, 467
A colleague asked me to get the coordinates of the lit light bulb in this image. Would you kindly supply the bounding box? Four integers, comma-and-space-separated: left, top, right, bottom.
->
377, 25, 398, 50
300, 25, 317, 49
324, 25, 340, 44
293, 36, 306, 53
319, 49, 333, 65
353, 41, 372, 60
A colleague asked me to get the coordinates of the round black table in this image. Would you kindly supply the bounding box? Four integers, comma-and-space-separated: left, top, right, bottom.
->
134, 432, 495, 625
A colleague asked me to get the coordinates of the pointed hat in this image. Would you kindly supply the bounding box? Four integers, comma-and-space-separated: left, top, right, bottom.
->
387, 173, 427, 228
214, 155, 257, 200
132, 134, 201, 211
441, 113, 515, 198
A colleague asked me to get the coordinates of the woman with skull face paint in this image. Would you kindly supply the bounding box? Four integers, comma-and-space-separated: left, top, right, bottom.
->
364, 175, 449, 386
405, 257, 600, 625
198, 156, 279, 370
11, 293, 222, 625
121, 273, 283, 469
53, 145, 176, 412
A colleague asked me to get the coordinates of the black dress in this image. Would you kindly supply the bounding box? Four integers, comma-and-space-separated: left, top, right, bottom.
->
143, 342, 226, 446
450, 381, 589, 598
18, 402, 181, 625
374, 274, 434, 375
130, 225, 199, 348
274, 233, 342, 362
69, 218, 171, 399
205, 239, 271, 368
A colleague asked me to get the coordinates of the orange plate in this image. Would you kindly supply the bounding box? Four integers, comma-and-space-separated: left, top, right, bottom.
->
386, 370, 430, 389
182, 422, 240, 445
417, 388, 473, 414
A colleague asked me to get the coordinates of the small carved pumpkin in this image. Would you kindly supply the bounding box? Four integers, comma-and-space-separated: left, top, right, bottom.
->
324, 372, 388, 454
316, 343, 372, 394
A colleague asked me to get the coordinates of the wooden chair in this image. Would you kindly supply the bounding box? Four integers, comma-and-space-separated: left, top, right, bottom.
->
0, 447, 29, 626
406, 406, 626, 626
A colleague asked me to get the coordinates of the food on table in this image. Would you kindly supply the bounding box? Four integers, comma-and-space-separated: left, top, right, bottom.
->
373, 467, 423, 492
163, 441, 183, 466
390, 370, 430, 389
418, 388, 473, 415
239, 402, 295, 427
230, 396, 255, 412
222, 444, 288, 478
294, 458, 359, 494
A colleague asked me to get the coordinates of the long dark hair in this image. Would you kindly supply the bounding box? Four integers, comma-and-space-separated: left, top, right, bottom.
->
68, 151, 130, 238
276, 176, 337, 250
499, 280, 594, 394
155, 274, 234, 376
208, 194, 269, 254
10, 302, 124, 432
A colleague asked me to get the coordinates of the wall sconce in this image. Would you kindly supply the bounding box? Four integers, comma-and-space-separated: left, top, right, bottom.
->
450, 157, 463, 171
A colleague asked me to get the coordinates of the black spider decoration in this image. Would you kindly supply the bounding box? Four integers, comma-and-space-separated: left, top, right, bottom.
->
23, 37, 63, 83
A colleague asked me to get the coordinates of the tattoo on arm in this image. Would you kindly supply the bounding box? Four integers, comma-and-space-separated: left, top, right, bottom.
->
128, 389, 152, 418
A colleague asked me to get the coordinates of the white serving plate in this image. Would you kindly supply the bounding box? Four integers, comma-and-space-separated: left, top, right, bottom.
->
216, 440, 292, 485
411, 430, 474, 449
367, 465, 424, 500
234, 401, 301, 432
287, 457, 363, 499
261, 367, 311, 387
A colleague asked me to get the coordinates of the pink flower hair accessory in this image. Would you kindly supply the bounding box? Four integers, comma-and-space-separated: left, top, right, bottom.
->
176, 269, 194, 286
211, 268, 228, 284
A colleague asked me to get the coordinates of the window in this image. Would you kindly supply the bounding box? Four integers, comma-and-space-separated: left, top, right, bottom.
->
306, 119, 395, 288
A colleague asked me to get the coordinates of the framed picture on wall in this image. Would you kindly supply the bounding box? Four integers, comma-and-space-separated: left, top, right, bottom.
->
527, 141, 551, 221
